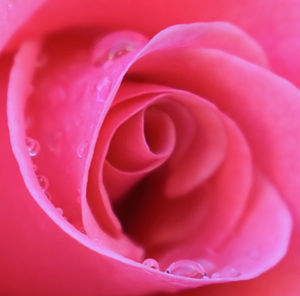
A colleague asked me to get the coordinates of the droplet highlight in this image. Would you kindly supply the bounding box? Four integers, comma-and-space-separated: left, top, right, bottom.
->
142, 258, 160, 270
165, 260, 207, 279
37, 175, 49, 191
25, 136, 40, 157
108, 43, 133, 61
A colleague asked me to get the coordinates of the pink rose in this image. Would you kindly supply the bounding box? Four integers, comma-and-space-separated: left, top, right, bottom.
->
1, 1, 300, 296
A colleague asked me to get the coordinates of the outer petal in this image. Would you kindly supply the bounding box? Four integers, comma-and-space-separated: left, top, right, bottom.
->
1, 0, 300, 86
163, 227, 300, 296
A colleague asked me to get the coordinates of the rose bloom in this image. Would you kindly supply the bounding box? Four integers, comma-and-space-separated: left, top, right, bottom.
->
1, 0, 300, 295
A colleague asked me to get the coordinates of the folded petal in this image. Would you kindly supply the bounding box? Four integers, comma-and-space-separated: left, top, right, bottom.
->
2, 0, 300, 86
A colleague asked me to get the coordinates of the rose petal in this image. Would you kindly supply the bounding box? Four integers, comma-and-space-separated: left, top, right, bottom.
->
0, 52, 197, 296
120, 97, 251, 251
156, 170, 292, 281
2, 0, 299, 86
130, 45, 300, 227
6, 32, 147, 259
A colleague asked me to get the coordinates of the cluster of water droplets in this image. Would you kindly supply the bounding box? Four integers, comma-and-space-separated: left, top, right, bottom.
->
142, 259, 208, 279
93, 41, 136, 104
142, 258, 241, 280
25, 136, 49, 190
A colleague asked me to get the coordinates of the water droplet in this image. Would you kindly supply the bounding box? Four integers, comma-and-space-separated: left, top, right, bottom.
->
37, 175, 49, 191
76, 143, 88, 158
142, 258, 160, 270
79, 227, 85, 234
25, 136, 40, 157
96, 77, 112, 102
165, 260, 207, 279
56, 208, 64, 215
107, 43, 133, 61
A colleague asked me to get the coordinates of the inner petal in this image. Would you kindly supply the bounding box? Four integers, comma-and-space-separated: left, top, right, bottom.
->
105, 107, 176, 203
87, 92, 177, 238
107, 107, 175, 172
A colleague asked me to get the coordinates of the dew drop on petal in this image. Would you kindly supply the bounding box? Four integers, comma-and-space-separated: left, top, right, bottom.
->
37, 175, 49, 191
79, 227, 86, 234
25, 136, 40, 157
142, 258, 160, 270
107, 43, 133, 61
96, 77, 112, 102
165, 260, 207, 279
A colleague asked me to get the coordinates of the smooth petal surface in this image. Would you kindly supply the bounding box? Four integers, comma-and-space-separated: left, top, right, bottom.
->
130, 44, 300, 226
